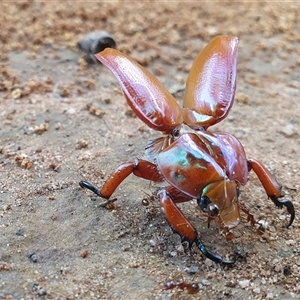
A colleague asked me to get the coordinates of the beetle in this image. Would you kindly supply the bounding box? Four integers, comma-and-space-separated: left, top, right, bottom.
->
79, 36, 295, 264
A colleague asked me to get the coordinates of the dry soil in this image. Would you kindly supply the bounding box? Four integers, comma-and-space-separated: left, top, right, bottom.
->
1, 2, 300, 300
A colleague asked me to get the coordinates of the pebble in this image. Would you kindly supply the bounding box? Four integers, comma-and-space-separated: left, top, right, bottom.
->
176, 244, 184, 253
238, 279, 250, 289
204, 258, 213, 267
286, 239, 296, 245
201, 279, 210, 286
16, 228, 24, 236
266, 292, 274, 299
280, 124, 296, 137
258, 220, 268, 229
253, 287, 261, 294
27, 250, 38, 263
66, 107, 76, 115
149, 239, 156, 247
27, 250, 35, 258
30, 254, 38, 263
187, 265, 199, 275
235, 92, 249, 104
274, 264, 282, 272
80, 249, 88, 258
38, 289, 47, 296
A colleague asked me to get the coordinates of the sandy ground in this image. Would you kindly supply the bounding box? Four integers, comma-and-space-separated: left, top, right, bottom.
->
1, 2, 300, 299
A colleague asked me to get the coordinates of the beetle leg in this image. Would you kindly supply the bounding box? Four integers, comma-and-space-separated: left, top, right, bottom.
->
248, 159, 295, 228
213, 216, 235, 241
239, 202, 265, 235
79, 159, 163, 204
239, 202, 256, 226
158, 189, 235, 264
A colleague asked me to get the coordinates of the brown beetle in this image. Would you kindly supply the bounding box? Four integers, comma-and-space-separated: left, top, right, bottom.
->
80, 36, 295, 264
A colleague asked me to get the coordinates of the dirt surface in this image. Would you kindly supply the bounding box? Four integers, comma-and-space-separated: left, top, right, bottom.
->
1, 2, 300, 300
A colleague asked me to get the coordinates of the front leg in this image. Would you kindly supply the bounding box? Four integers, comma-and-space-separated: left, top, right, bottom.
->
79, 159, 163, 206
248, 159, 295, 228
157, 189, 234, 264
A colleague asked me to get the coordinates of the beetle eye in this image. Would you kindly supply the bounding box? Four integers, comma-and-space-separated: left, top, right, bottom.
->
172, 129, 180, 137
208, 204, 219, 216
197, 196, 211, 212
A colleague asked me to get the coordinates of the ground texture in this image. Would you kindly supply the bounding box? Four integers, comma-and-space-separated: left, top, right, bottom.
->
0, 2, 300, 299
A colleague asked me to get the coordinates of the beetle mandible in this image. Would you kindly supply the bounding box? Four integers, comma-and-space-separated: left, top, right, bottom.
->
79, 36, 295, 264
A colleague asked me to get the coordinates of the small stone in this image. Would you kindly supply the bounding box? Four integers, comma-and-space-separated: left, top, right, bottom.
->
274, 264, 282, 272
272, 258, 279, 264
80, 250, 88, 258
121, 244, 131, 252
149, 239, 156, 247
225, 280, 236, 287
258, 219, 268, 229
32, 283, 39, 292
16, 228, 24, 236
286, 239, 296, 245
253, 287, 261, 294
38, 289, 47, 296
27, 250, 38, 263
0, 262, 12, 271
204, 258, 213, 267
266, 292, 274, 299
30, 254, 38, 263
11, 88, 22, 99
176, 244, 184, 253
87, 103, 105, 118
15, 154, 33, 169
201, 279, 210, 286
187, 265, 199, 275
33, 123, 49, 134
66, 107, 76, 115
27, 250, 35, 258
280, 124, 296, 138
75, 140, 88, 150
235, 92, 249, 104
103, 98, 111, 104
238, 279, 250, 289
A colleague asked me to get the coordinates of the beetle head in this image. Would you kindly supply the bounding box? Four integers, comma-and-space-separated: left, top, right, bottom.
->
198, 180, 240, 229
